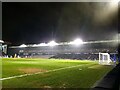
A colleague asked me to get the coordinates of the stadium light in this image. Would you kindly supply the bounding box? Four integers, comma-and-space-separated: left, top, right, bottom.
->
38, 43, 47, 46
48, 40, 58, 47
108, 0, 119, 12
111, 0, 120, 5
69, 38, 83, 46
19, 44, 27, 48
33, 43, 47, 47
0, 40, 4, 43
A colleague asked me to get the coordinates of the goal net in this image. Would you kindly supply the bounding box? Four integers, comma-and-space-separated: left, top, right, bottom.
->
99, 53, 111, 65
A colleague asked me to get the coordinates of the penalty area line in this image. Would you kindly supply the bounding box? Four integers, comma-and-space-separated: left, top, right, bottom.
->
0, 64, 82, 81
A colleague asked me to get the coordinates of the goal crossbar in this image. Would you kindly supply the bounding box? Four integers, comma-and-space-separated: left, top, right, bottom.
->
99, 53, 111, 65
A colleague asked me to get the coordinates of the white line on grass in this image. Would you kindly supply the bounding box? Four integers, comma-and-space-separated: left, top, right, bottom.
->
0, 65, 82, 81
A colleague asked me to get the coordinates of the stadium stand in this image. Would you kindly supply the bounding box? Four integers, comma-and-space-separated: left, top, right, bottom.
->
50, 53, 99, 60
8, 42, 118, 60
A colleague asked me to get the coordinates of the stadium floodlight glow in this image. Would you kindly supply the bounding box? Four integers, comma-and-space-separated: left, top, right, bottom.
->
48, 40, 58, 47
33, 44, 38, 47
108, 0, 119, 12
38, 43, 47, 46
0, 40, 4, 43
111, 0, 120, 4
19, 44, 27, 48
33, 43, 48, 47
69, 38, 83, 46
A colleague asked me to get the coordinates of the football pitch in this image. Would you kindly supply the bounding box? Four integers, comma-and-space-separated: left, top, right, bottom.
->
2, 58, 113, 88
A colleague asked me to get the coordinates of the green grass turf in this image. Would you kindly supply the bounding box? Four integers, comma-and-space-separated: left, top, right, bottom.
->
2, 58, 113, 88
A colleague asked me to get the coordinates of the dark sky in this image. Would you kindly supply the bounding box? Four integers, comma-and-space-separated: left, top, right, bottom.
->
2, 2, 118, 45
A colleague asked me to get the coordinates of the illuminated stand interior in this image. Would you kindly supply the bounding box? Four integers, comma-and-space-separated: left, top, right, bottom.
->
99, 53, 111, 65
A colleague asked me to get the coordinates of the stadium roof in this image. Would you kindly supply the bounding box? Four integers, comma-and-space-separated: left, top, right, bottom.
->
9, 39, 119, 48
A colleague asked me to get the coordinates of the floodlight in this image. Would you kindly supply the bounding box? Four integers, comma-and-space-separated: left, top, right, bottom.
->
38, 43, 47, 46
33, 44, 38, 47
69, 38, 83, 46
48, 40, 58, 47
19, 44, 27, 47
33, 43, 47, 47
108, 0, 119, 11
111, 0, 120, 4
0, 40, 4, 43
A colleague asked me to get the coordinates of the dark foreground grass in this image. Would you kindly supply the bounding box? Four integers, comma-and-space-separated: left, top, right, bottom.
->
2, 58, 113, 88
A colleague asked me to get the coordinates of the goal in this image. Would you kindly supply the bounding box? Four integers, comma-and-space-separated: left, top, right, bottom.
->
99, 53, 111, 65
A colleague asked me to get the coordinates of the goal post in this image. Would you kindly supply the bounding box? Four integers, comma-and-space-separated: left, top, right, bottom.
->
99, 53, 111, 65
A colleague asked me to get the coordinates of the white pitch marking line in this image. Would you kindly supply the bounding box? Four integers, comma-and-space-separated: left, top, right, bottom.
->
0, 65, 82, 81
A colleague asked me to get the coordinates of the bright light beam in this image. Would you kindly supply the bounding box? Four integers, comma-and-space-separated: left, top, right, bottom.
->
69, 38, 83, 46
33, 43, 47, 47
19, 44, 27, 48
38, 43, 47, 46
0, 40, 4, 43
48, 41, 58, 47
109, 0, 119, 10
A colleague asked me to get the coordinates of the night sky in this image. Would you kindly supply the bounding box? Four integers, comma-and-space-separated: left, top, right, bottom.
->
2, 2, 118, 45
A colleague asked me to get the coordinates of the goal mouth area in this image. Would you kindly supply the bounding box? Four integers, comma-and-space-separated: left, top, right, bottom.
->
99, 53, 112, 65
99, 62, 112, 65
